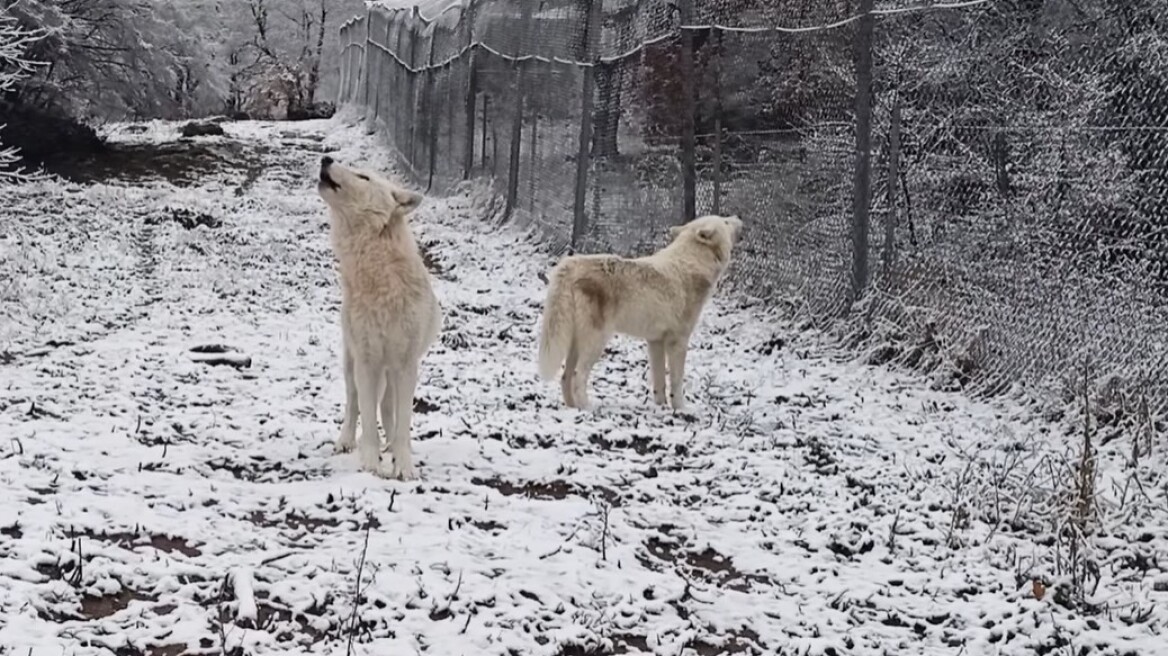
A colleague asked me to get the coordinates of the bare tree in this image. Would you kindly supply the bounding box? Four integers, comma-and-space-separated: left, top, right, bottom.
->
0, 14, 44, 181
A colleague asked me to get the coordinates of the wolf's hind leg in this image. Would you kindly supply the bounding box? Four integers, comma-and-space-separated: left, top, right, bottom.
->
648, 339, 667, 406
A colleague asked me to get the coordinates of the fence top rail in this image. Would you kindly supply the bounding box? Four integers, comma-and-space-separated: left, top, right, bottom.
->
365, 0, 992, 28
358, 0, 994, 75
370, 0, 464, 25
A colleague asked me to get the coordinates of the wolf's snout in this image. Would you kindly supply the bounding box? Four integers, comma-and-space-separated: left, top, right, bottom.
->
318, 156, 340, 191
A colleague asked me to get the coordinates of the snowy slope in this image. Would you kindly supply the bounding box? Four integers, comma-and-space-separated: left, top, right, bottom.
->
0, 115, 1164, 655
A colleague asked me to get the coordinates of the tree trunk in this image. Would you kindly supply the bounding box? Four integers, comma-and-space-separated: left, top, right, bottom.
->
307, 0, 328, 105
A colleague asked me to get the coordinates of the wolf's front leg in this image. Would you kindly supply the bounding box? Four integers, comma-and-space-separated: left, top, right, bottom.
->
560, 343, 579, 408
388, 364, 420, 481
355, 360, 390, 477
665, 338, 689, 411
379, 371, 396, 452
648, 340, 667, 406
335, 343, 358, 453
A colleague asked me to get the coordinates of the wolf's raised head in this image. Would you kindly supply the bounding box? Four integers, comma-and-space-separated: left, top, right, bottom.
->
668, 214, 743, 264
316, 156, 422, 232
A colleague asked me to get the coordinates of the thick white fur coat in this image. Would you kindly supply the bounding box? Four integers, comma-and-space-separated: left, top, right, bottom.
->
318, 158, 441, 480
537, 215, 743, 410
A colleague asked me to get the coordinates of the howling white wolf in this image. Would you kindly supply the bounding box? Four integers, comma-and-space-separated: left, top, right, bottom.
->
537, 214, 743, 411
317, 156, 442, 480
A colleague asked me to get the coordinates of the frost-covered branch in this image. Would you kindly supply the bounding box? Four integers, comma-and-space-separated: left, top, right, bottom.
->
0, 14, 46, 182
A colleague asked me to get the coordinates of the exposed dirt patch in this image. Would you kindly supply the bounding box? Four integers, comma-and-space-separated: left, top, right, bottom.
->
36, 584, 157, 622
144, 646, 186, 656
550, 635, 684, 656
643, 533, 773, 592
146, 206, 222, 230
81, 586, 157, 619
242, 505, 378, 534
683, 627, 765, 655
473, 477, 576, 501
251, 599, 332, 643
472, 477, 622, 506
34, 557, 74, 584
43, 140, 266, 186
83, 529, 201, 557
188, 344, 252, 369
205, 454, 330, 482
203, 583, 336, 645
588, 433, 663, 455
179, 121, 225, 138
615, 635, 652, 654
418, 239, 451, 278
552, 646, 612, 656
469, 518, 506, 532
135, 646, 187, 656
245, 510, 339, 533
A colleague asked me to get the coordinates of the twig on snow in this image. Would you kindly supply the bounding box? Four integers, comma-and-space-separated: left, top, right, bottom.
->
346, 520, 374, 655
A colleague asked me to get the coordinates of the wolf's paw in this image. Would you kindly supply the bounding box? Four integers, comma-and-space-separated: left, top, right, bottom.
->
388, 444, 418, 481
334, 433, 356, 454
358, 446, 383, 473
390, 461, 419, 481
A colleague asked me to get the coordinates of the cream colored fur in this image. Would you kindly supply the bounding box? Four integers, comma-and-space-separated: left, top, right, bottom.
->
537, 214, 743, 410
317, 156, 441, 480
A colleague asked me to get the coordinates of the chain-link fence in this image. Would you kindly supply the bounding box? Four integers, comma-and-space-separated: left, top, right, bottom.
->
339, 0, 1168, 418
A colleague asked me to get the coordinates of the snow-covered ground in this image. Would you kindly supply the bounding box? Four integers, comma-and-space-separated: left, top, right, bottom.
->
0, 116, 1164, 655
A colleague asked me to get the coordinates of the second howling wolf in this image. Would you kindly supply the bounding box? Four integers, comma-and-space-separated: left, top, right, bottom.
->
537, 214, 743, 411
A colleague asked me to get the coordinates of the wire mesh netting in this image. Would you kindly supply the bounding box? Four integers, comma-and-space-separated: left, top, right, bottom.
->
339, 0, 1168, 416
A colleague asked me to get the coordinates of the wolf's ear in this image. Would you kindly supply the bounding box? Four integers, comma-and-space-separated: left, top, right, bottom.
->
695, 227, 717, 244
669, 225, 684, 239
393, 189, 423, 214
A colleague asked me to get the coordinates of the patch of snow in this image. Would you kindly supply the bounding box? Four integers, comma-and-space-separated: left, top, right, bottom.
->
0, 112, 1163, 656
232, 567, 258, 625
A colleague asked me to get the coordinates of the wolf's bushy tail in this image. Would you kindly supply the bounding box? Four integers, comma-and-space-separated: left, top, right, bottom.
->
537, 265, 573, 381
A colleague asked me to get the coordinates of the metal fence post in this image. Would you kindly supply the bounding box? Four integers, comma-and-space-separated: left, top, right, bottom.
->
529, 105, 538, 212
380, 15, 392, 129
481, 94, 489, 169
354, 20, 365, 106
851, 0, 876, 303
504, 1, 535, 221
369, 12, 383, 125
394, 14, 408, 151
407, 7, 423, 168
352, 23, 362, 103
337, 24, 348, 105
883, 97, 901, 281
678, 0, 697, 224
712, 28, 724, 216
571, 0, 601, 251
446, 62, 456, 171
462, 0, 480, 179
341, 24, 352, 104
425, 26, 440, 190
362, 9, 374, 114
